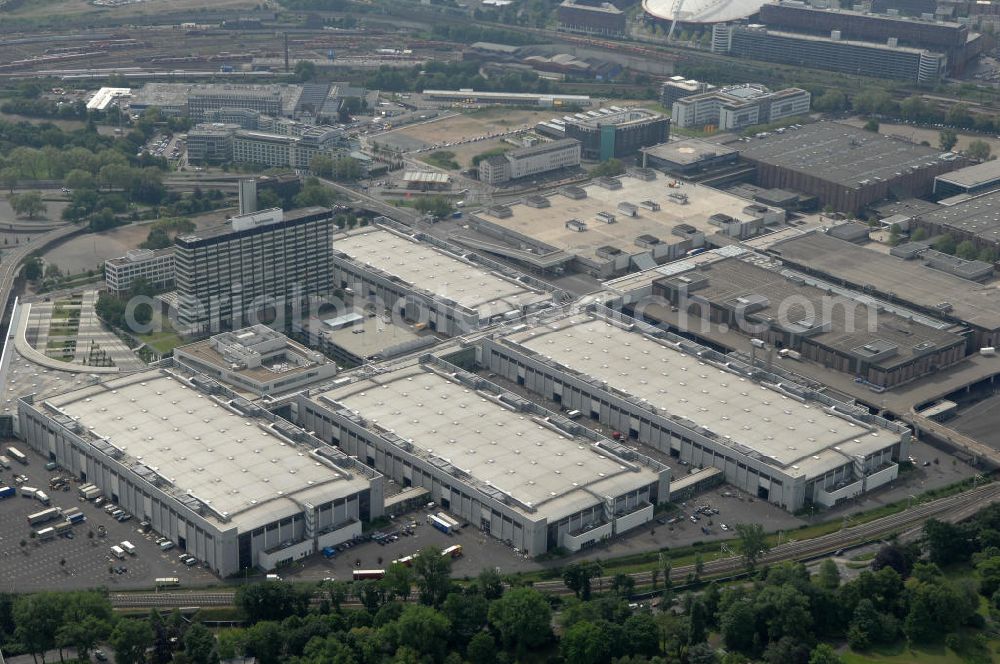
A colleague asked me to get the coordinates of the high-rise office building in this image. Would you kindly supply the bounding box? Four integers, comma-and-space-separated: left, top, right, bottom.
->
174, 207, 334, 335
238, 179, 257, 215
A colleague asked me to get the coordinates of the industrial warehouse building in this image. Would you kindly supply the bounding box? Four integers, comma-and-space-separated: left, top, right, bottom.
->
737, 123, 963, 213
647, 255, 967, 389
330, 226, 553, 336
769, 232, 1000, 348
17, 368, 383, 577
297, 359, 670, 555
934, 160, 1000, 198
564, 108, 669, 160
913, 188, 1000, 252
478, 139, 582, 185
480, 311, 911, 511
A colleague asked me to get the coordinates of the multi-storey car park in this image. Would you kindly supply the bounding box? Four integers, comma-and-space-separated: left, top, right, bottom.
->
768, 232, 1000, 349
17, 367, 383, 577
330, 225, 554, 336
460, 170, 784, 278
479, 310, 911, 511
736, 122, 964, 213
297, 359, 670, 555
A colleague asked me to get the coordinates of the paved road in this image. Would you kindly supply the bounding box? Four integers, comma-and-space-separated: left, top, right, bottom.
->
0, 223, 80, 321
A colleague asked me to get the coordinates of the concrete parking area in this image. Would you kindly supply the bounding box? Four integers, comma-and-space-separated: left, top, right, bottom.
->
0, 442, 216, 592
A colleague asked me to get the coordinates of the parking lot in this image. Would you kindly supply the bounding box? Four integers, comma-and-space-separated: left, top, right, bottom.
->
0, 442, 216, 592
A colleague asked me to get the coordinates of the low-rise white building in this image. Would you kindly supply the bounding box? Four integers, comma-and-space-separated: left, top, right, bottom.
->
104, 248, 175, 296
479, 139, 582, 185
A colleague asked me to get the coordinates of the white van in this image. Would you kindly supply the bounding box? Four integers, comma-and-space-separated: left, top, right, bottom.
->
120, 541, 136, 555
110, 545, 126, 560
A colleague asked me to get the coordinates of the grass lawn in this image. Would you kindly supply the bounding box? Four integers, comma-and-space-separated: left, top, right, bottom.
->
420, 151, 460, 170
135, 313, 185, 355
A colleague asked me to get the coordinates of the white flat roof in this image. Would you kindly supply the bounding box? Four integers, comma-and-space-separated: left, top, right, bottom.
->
86, 87, 131, 110
333, 227, 550, 318
318, 363, 660, 522
45, 370, 371, 531
502, 314, 900, 479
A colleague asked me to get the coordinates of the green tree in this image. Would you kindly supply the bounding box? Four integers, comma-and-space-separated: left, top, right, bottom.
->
956, 240, 979, 260
293, 181, 337, 208
967, 139, 992, 162
623, 612, 660, 657
310, 154, 334, 179
688, 642, 719, 664
813, 89, 848, 113
382, 562, 414, 601
441, 592, 488, 646
22, 255, 42, 281
183, 622, 218, 664
384, 604, 451, 661
816, 559, 841, 590
235, 582, 311, 623
13, 593, 62, 664
110, 618, 155, 664
242, 621, 284, 664
560, 620, 610, 664
720, 598, 757, 653
611, 572, 635, 598
487, 587, 552, 657
976, 556, 1000, 597
590, 158, 625, 178
863, 118, 880, 133
888, 223, 901, 246
933, 234, 957, 255
563, 561, 601, 600
939, 128, 959, 152
64, 169, 95, 191
412, 195, 453, 219
412, 546, 452, 606
736, 523, 770, 570
294, 60, 317, 82
477, 568, 504, 600
10, 191, 46, 219
466, 631, 496, 664
946, 103, 973, 128
911, 227, 928, 242
1, 168, 18, 194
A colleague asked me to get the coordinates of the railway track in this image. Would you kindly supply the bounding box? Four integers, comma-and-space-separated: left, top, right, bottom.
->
108, 481, 1000, 609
